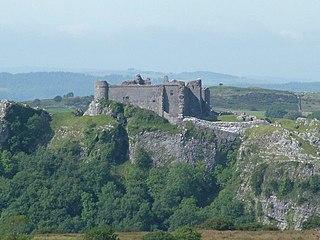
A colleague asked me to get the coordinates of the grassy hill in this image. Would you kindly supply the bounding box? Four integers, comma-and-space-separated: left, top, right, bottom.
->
209, 86, 299, 112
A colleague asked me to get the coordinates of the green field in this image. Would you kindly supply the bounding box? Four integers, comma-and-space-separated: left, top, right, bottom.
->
210, 86, 299, 112
210, 85, 320, 115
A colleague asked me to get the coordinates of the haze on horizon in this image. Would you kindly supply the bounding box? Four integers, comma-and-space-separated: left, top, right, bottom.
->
1, 0, 320, 80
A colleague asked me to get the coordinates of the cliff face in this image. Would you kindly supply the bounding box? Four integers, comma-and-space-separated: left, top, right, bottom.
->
236, 119, 320, 230
130, 117, 320, 230
0, 100, 12, 144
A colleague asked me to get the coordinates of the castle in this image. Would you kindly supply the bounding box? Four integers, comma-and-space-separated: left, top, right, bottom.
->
92, 74, 211, 121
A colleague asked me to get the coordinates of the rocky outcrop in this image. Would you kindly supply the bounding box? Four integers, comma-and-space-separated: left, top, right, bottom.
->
237, 120, 320, 230
130, 117, 270, 169
130, 130, 217, 168
0, 100, 12, 143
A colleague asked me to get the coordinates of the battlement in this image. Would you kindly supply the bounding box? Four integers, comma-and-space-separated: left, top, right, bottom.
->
93, 74, 210, 121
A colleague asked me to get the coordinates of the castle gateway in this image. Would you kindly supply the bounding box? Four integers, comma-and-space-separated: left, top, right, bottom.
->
93, 74, 211, 121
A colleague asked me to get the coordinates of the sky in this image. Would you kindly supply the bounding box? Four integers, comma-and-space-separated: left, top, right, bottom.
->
0, 0, 320, 79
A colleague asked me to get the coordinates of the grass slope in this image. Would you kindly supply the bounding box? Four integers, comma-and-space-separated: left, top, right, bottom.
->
210, 86, 299, 112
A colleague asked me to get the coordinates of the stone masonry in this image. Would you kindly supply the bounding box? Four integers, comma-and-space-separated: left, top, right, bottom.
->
89, 74, 211, 121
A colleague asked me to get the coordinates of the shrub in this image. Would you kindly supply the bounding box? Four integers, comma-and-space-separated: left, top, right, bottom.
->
200, 217, 235, 230
250, 164, 267, 196
265, 107, 287, 118
53, 95, 62, 102
284, 111, 302, 120
84, 225, 119, 240
142, 232, 176, 240
174, 227, 201, 240
302, 216, 320, 229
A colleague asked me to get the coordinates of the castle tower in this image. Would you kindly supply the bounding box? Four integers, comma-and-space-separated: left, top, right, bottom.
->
94, 80, 109, 100
185, 79, 203, 117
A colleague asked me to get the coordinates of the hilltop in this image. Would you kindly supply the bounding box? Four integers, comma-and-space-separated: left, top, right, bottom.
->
0, 100, 320, 235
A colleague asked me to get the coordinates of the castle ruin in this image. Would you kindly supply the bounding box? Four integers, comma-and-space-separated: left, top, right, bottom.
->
90, 74, 211, 121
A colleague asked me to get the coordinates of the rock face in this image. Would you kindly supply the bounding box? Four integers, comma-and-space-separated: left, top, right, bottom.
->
236, 119, 320, 230
0, 100, 12, 143
130, 117, 270, 169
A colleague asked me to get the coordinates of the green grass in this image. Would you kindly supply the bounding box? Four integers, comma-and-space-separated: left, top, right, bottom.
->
292, 135, 319, 156
51, 112, 118, 131
245, 125, 278, 139
46, 107, 73, 113
210, 86, 299, 112
217, 115, 240, 122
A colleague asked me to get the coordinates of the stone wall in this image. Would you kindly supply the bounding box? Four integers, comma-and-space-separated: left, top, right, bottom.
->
92, 77, 211, 121
163, 84, 184, 119
108, 85, 164, 116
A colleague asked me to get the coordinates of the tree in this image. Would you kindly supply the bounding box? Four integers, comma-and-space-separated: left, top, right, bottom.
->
284, 111, 302, 120
64, 92, 74, 98
174, 227, 201, 240
84, 225, 119, 240
53, 95, 62, 102
168, 198, 204, 230
265, 107, 287, 118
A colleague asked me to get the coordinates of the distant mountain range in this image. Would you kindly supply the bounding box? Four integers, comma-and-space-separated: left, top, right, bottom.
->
0, 70, 320, 101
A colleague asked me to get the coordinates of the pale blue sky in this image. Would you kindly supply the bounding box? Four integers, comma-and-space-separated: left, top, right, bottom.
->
1, 0, 320, 79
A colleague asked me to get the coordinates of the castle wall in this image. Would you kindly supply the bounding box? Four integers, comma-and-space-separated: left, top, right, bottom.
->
185, 80, 203, 117
92, 77, 211, 121
202, 88, 211, 113
163, 84, 184, 119
108, 85, 164, 116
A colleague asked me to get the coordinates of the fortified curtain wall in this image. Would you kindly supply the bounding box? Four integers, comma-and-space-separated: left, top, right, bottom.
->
93, 75, 210, 121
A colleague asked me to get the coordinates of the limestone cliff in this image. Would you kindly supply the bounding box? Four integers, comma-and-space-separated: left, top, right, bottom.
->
236, 119, 320, 230
0, 100, 12, 144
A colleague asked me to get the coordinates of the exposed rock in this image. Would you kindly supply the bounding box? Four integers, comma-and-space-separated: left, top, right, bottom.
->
237, 121, 320, 230
84, 100, 113, 117
0, 100, 12, 143
130, 130, 217, 169
73, 108, 84, 116
130, 117, 270, 169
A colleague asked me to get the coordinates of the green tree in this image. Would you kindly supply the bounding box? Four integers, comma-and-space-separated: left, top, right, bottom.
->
84, 225, 119, 240
174, 227, 201, 240
168, 198, 204, 230
265, 107, 287, 118
53, 95, 62, 102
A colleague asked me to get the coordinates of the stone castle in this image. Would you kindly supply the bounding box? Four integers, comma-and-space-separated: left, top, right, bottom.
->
89, 74, 211, 121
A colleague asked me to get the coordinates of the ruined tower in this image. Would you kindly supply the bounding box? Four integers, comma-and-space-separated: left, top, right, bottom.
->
94, 80, 109, 100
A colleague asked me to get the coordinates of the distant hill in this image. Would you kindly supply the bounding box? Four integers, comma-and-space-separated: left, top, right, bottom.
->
210, 86, 299, 112
1, 70, 320, 102
0, 72, 125, 101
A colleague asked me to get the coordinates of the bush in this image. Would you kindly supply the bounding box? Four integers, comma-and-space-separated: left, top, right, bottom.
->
53, 95, 62, 102
284, 111, 302, 120
174, 227, 201, 240
308, 111, 320, 120
302, 215, 320, 229
142, 232, 176, 240
84, 225, 119, 240
200, 217, 235, 230
265, 107, 287, 118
